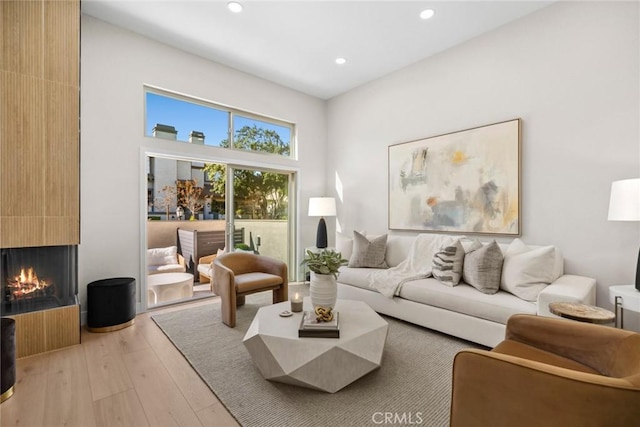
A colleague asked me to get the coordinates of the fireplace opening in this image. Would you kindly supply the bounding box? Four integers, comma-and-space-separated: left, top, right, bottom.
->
1, 245, 78, 316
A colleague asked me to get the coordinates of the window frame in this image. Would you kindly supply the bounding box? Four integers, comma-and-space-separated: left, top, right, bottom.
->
144, 86, 296, 159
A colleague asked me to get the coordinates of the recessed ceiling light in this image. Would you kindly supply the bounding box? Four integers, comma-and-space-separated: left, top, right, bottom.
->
420, 9, 435, 20
227, 2, 243, 13
335, 57, 347, 65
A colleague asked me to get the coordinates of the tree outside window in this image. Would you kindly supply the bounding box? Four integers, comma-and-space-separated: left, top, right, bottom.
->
204, 125, 289, 219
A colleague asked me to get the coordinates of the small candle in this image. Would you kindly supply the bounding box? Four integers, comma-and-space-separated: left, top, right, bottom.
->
291, 293, 303, 312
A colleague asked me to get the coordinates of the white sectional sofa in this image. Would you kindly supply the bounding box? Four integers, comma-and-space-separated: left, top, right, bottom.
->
336, 233, 596, 347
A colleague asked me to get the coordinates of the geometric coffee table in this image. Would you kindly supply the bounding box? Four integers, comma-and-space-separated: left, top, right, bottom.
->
243, 298, 388, 393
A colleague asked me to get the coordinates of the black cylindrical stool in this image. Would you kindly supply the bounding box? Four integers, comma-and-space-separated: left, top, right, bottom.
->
87, 277, 136, 332
1, 317, 16, 402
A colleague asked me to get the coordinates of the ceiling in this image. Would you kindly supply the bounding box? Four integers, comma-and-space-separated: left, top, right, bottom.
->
82, 1, 554, 100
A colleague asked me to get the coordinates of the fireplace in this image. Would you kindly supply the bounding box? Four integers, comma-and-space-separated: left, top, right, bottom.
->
1, 245, 78, 317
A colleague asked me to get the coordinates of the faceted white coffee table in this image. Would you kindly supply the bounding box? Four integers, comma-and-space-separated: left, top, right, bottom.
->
243, 298, 388, 393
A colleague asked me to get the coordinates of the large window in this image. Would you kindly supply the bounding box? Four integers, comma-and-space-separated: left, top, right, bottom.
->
145, 88, 294, 158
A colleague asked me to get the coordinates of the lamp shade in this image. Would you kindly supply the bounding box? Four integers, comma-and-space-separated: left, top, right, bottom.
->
608, 178, 640, 221
308, 197, 336, 217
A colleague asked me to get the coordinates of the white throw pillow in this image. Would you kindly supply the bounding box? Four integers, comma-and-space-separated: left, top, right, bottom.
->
500, 238, 556, 301
336, 230, 366, 261
147, 246, 178, 266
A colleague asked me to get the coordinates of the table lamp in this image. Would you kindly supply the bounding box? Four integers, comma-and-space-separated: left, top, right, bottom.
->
308, 197, 336, 249
608, 178, 640, 291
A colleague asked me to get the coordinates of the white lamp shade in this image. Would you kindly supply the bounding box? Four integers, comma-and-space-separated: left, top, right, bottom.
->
608, 178, 640, 221
308, 197, 336, 217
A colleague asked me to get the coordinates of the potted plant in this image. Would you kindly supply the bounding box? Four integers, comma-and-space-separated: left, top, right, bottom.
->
301, 249, 348, 309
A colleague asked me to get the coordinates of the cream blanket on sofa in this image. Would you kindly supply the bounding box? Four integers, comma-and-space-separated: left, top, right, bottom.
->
369, 234, 450, 298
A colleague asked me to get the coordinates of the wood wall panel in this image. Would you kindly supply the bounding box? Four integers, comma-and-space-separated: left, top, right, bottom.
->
0, 72, 44, 218
1, 217, 44, 248
0, 1, 3, 72
0, 0, 79, 248
10, 304, 80, 358
44, 303, 80, 351
11, 310, 46, 358
1, 0, 43, 76
44, 216, 79, 246
44, 0, 79, 85
45, 82, 79, 219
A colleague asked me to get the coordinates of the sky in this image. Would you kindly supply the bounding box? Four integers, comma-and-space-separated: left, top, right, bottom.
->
145, 92, 291, 147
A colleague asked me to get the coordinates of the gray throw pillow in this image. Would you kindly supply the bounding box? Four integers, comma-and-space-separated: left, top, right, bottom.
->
462, 240, 503, 294
348, 231, 389, 268
432, 239, 465, 286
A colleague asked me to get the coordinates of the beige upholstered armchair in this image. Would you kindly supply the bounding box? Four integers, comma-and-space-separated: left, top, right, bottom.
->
451, 314, 640, 427
197, 254, 217, 290
213, 252, 288, 327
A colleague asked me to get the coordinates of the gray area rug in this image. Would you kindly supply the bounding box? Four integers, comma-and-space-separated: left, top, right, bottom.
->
152, 286, 481, 427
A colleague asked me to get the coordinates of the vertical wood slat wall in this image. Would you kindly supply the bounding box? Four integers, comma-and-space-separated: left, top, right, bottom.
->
0, 0, 80, 248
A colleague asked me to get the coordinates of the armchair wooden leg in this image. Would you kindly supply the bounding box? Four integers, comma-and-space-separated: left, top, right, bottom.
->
236, 295, 246, 306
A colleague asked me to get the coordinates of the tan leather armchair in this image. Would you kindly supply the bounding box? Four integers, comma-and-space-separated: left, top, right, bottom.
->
451, 314, 640, 427
213, 252, 288, 327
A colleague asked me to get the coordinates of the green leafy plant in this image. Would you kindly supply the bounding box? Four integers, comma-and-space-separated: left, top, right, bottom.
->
301, 249, 348, 278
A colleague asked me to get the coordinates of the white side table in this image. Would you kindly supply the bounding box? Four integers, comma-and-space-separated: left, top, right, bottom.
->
608, 285, 640, 329
148, 272, 194, 305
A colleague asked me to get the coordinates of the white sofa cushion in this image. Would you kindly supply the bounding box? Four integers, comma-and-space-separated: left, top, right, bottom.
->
197, 263, 212, 278
399, 278, 537, 324
148, 246, 178, 266
147, 246, 185, 275
336, 231, 365, 260
500, 239, 558, 301
337, 267, 376, 290
148, 263, 185, 275
384, 234, 417, 267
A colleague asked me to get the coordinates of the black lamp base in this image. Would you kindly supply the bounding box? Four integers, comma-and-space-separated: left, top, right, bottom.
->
316, 217, 328, 249
635, 247, 640, 292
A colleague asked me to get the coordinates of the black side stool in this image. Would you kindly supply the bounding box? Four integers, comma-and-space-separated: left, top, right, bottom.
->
1, 317, 16, 402
87, 277, 136, 332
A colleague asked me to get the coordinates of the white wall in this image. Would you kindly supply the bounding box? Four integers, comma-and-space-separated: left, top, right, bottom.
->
327, 2, 639, 326
80, 16, 327, 317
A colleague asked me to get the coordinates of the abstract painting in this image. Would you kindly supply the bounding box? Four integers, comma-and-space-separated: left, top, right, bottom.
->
388, 119, 520, 235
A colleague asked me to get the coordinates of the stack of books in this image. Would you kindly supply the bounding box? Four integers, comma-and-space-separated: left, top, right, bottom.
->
298, 310, 340, 338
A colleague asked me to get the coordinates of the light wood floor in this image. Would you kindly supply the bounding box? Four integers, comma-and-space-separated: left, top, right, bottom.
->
0, 296, 240, 427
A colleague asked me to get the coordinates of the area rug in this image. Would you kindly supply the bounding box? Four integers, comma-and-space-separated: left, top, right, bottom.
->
152, 286, 481, 427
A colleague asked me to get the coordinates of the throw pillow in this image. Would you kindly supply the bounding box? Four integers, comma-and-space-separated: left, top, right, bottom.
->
336, 230, 366, 261
147, 246, 178, 266
501, 238, 556, 301
462, 240, 503, 294
432, 239, 465, 286
348, 231, 389, 269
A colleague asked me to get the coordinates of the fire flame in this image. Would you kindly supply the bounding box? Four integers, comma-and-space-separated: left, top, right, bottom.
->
8, 267, 49, 299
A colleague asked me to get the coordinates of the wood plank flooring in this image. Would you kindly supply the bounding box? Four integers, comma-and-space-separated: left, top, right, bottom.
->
0, 297, 240, 427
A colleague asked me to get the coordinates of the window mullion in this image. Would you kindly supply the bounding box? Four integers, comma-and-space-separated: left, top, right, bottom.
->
228, 111, 234, 150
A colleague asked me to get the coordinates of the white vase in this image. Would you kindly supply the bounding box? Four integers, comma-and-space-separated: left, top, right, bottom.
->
309, 272, 337, 309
